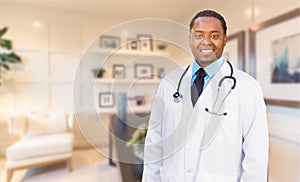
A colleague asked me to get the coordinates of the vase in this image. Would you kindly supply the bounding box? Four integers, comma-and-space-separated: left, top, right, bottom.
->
117, 93, 127, 121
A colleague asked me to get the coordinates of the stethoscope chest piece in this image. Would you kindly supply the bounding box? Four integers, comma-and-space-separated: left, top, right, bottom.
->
172, 61, 236, 116
173, 91, 182, 103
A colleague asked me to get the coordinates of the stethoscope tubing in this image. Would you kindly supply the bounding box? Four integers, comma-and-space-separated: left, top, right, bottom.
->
173, 60, 236, 115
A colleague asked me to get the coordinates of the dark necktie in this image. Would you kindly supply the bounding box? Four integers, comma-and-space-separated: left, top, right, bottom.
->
191, 68, 206, 107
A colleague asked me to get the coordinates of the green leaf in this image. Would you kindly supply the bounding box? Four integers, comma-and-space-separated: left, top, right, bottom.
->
0, 39, 12, 50
7, 52, 21, 63
0, 27, 8, 38
0, 62, 10, 70
0, 53, 21, 63
0, 54, 9, 61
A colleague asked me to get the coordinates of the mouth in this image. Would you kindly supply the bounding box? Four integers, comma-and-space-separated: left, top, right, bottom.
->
200, 49, 213, 53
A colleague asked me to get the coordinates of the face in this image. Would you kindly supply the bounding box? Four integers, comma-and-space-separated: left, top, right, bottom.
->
189, 17, 227, 67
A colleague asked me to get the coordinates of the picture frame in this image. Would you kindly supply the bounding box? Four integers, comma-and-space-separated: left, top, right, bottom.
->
224, 30, 245, 71
134, 64, 153, 79
249, 8, 300, 108
128, 94, 146, 106
99, 92, 114, 107
127, 38, 139, 51
113, 64, 126, 79
100, 35, 120, 49
137, 34, 153, 52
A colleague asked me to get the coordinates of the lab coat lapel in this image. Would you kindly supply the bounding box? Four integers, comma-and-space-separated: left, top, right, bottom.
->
175, 62, 231, 180
163, 67, 193, 166
168, 67, 193, 152
163, 62, 235, 181
183, 62, 230, 148
181, 67, 194, 113
198, 62, 231, 149
182, 62, 232, 151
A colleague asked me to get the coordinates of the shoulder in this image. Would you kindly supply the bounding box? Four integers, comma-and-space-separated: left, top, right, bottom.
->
159, 67, 187, 87
235, 69, 261, 88
234, 69, 264, 98
155, 67, 187, 97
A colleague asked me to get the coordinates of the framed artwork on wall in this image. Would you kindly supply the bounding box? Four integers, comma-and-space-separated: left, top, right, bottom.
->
113, 64, 126, 79
137, 34, 153, 52
100, 35, 120, 49
223, 30, 245, 71
134, 64, 153, 79
99, 92, 114, 107
127, 38, 139, 51
249, 8, 300, 108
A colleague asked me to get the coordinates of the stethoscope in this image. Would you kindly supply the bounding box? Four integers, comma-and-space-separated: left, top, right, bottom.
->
173, 60, 236, 116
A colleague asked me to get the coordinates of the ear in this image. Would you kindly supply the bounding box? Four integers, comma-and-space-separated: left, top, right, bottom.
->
223, 35, 227, 46
189, 34, 192, 48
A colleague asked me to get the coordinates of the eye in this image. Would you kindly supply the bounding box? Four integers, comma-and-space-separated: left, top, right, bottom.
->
192, 34, 203, 39
211, 34, 219, 40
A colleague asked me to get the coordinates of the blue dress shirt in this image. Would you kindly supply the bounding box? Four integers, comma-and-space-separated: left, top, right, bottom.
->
191, 57, 225, 90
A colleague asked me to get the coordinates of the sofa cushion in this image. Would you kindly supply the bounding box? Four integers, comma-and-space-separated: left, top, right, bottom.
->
6, 133, 73, 161
26, 110, 67, 136
5, 153, 72, 169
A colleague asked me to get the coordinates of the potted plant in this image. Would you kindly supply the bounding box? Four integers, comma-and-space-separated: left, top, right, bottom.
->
0, 27, 22, 87
127, 123, 148, 160
92, 67, 106, 78
0, 27, 22, 69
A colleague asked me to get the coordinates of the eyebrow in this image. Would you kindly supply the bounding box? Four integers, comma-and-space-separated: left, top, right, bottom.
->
193, 30, 221, 33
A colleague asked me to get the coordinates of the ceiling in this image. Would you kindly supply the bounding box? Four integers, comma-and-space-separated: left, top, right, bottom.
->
1, 0, 298, 23
0, 0, 255, 22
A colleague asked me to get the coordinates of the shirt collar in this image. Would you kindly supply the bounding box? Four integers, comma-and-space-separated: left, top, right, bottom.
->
192, 56, 225, 78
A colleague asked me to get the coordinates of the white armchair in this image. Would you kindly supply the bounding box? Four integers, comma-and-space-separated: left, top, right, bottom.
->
5, 110, 74, 182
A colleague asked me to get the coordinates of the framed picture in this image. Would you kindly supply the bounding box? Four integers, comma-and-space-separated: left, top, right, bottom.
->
99, 92, 114, 107
113, 64, 126, 78
100, 35, 120, 49
137, 34, 153, 52
134, 64, 153, 79
127, 38, 139, 51
223, 31, 245, 71
128, 94, 146, 106
249, 8, 300, 108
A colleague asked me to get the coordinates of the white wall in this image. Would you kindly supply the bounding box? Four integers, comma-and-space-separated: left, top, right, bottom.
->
0, 3, 122, 114
0, 1, 299, 181
0, 3, 124, 151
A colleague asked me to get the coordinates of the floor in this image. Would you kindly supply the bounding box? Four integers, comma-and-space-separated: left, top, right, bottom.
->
0, 148, 122, 182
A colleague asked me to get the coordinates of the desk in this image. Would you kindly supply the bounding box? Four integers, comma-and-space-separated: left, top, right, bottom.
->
109, 113, 149, 182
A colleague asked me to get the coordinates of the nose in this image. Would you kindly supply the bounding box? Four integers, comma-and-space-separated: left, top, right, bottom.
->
201, 35, 212, 45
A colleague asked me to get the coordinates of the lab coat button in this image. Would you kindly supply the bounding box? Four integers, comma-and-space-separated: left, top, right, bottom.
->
186, 169, 192, 173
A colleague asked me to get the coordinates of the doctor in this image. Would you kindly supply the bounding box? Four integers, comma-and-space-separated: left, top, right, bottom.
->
142, 10, 269, 182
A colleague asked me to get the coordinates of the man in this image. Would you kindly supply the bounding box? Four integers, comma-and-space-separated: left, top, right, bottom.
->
142, 10, 269, 181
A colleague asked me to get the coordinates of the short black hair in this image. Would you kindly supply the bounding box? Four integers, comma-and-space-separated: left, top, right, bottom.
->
189, 10, 227, 35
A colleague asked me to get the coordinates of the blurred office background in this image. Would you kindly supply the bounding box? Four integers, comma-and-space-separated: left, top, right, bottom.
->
0, 0, 299, 182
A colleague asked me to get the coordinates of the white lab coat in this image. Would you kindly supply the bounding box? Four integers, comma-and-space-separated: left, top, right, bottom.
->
142, 61, 269, 182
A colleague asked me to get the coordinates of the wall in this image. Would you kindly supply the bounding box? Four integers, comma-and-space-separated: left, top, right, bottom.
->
0, 3, 122, 114
217, 3, 300, 182
0, 1, 299, 181
0, 3, 124, 152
